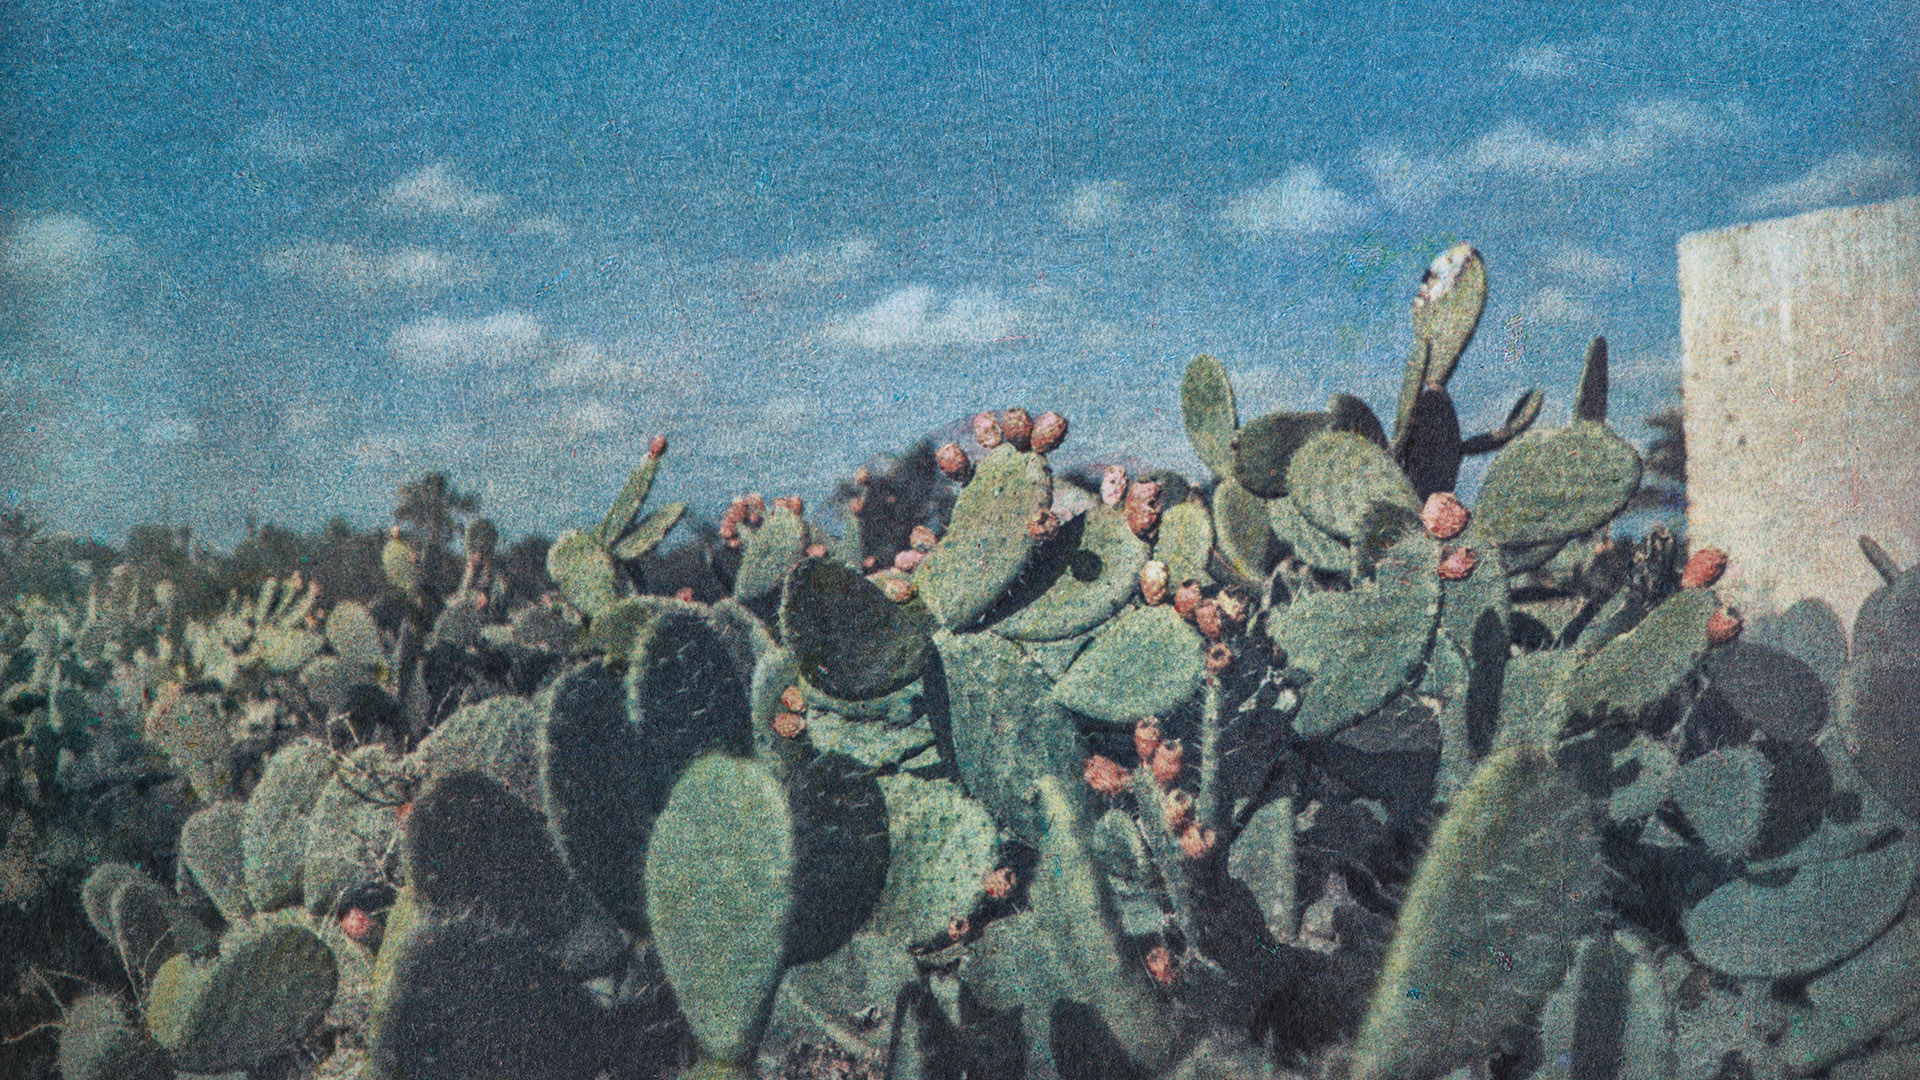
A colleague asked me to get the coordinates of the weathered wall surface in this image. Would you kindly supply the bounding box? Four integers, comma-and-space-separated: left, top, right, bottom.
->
1680, 195, 1920, 630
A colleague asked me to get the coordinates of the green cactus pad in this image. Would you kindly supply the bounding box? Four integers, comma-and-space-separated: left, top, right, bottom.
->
303, 746, 405, 916
916, 444, 1053, 629
1270, 532, 1441, 738
57, 993, 170, 1080
1682, 833, 1918, 979
1397, 384, 1463, 500
992, 504, 1151, 642
934, 629, 1085, 842
381, 536, 419, 599
1232, 411, 1328, 499
612, 501, 686, 560
537, 661, 654, 931
734, 504, 811, 604
1573, 336, 1609, 423
1267, 486, 1350, 572
1779, 902, 1920, 1076
1703, 640, 1829, 742
779, 556, 933, 699
645, 753, 886, 1061
178, 800, 254, 926
1747, 597, 1848, 691
1348, 745, 1600, 1080
243, 739, 337, 913
407, 693, 542, 809
1473, 422, 1642, 549
1327, 392, 1389, 449
1050, 605, 1207, 726
1151, 498, 1214, 591
1537, 933, 1672, 1080
1409, 242, 1487, 392
1211, 479, 1276, 583
596, 451, 665, 548
1834, 657, 1920, 821
1225, 795, 1299, 943
105, 872, 200, 984
1607, 735, 1676, 824
1673, 745, 1773, 860
867, 774, 1000, 943
546, 529, 619, 618
1181, 354, 1239, 480
1562, 588, 1718, 726
627, 605, 753, 773
146, 920, 338, 1073
367, 912, 604, 1080
81, 862, 140, 941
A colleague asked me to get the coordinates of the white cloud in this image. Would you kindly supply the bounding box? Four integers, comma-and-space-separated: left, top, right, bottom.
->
1359, 146, 1453, 213
830, 285, 1026, 350
3, 213, 107, 284
554, 400, 628, 438
260, 241, 485, 292
1507, 43, 1579, 80
753, 234, 877, 290
382, 163, 504, 217
1522, 286, 1598, 325
239, 120, 341, 164
389, 312, 544, 372
1742, 151, 1914, 215
1224, 166, 1367, 237
1059, 181, 1128, 231
1540, 242, 1630, 287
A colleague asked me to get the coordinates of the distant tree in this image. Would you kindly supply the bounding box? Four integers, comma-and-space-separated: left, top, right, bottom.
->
393, 472, 480, 605
1628, 406, 1686, 518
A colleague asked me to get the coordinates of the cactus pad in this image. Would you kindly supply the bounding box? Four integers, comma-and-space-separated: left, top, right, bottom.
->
1473, 422, 1642, 550
1232, 411, 1328, 499
1050, 605, 1207, 725
992, 504, 1150, 642
1181, 354, 1239, 480
916, 444, 1053, 629
146, 920, 338, 1073
546, 530, 619, 618
781, 556, 934, 699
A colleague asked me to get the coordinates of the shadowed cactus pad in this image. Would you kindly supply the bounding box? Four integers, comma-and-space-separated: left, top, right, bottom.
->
781, 556, 933, 699
147, 920, 338, 1073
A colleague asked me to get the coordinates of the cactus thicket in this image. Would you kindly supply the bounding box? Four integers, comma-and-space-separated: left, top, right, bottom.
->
16, 243, 1915, 1080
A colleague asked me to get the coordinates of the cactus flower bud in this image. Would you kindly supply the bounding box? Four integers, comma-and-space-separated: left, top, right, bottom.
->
947, 915, 971, 942
340, 907, 373, 943
774, 495, 804, 517
1707, 608, 1744, 645
805, 543, 827, 559
1163, 787, 1195, 831
675, 587, 695, 602
848, 497, 866, 515
973, 412, 1005, 450
909, 525, 938, 552
893, 549, 925, 572
1172, 580, 1203, 619
1180, 823, 1217, 860
1682, 547, 1729, 589
780, 685, 806, 713
1139, 560, 1170, 605
1421, 491, 1469, 540
1437, 546, 1479, 581
1205, 642, 1234, 674
879, 576, 917, 604
1194, 600, 1224, 641
1150, 740, 1184, 787
936, 442, 974, 481
648, 434, 668, 459
1030, 411, 1069, 453
1134, 718, 1162, 766
983, 867, 1016, 899
772, 711, 807, 738
853, 466, 872, 487
1124, 481, 1162, 539
862, 555, 880, 571
744, 494, 767, 525
1001, 407, 1034, 451
1084, 754, 1132, 795
1145, 945, 1176, 985
1101, 465, 1128, 506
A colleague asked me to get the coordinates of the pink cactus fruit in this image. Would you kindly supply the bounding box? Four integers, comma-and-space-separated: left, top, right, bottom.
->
936, 443, 974, 481
1134, 718, 1163, 766
1163, 788, 1195, 832
772, 711, 808, 738
909, 525, 939, 552
1084, 754, 1132, 795
1001, 407, 1035, 451
1707, 607, 1745, 645
1193, 601, 1224, 641
1421, 492, 1469, 540
947, 915, 972, 942
1150, 740, 1184, 787
1145, 945, 1176, 985
1205, 642, 1234, 674
1682, 547, 1730, 590
1437, 546, 1479, 581
894, 549, 926, 572
1124, 480, 1162, 539
1139, 560, 1170, 605
973, 412, 1005, 450
340, 907, 373, 943
780, 685, 806, 713
1030, 411, 1069, 453
1172, 580, 1203, 619
1180, 824, 1217, 860
648, 434, 668, 459
1101, 465, 1129, 507
879, 576, 917, 604
982, 867, 1016, 900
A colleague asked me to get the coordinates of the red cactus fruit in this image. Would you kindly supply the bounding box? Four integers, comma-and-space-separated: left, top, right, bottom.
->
339, 907, 373, 943
848, 497, 866, 515
772, 711, 808, 738
1214, 592, 1248, 626
744, 494, 767, 525
853, 467, 873, 487
894, 549, 926, 572
1172, 580, 1203, 619
982, 867, 1016, 899
780, 685, 806, 713
862, 555, 880, 571
675, 587, 695, 602
1031, 411, 1069, 453
879, 576, 917, 604
1180, 823, 1217, 860
774, 495, 804, 517
1124, 481, 1162, 539
947, 915, 972, 942
1682, 547, 1730, 589
1001, 407, 1035, 451
1150, 740, 1184, 787
1084, 754, 1132, 795
1437, 546, 1479, 581
936, 442, 974, 481
648, 434, 668, 459
1193, 601, 1224, 641
909, 525, 938, 552
1139, 560, 1170, 605
1205, 642, 1234, 674
1421, 492, 1469, 540
1145, 944, 1176, 984
805, 543, 827, 559
1163, 788, 1195, 832
1707, 608, 1745, 645
973, 412, 1005, 450
1027, 509, 1061, 541
1134, 718, 1163, 766
1101, 465, 1129, 507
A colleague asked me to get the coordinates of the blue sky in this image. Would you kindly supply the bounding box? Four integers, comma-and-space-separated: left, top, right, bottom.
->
2, 1, 1914, 548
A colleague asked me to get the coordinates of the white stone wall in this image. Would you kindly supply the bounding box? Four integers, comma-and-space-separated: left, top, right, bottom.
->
1679, 194, 1920, 630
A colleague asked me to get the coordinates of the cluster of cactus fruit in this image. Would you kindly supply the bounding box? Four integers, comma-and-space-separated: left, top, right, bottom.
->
17, 241, 1920, 1080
